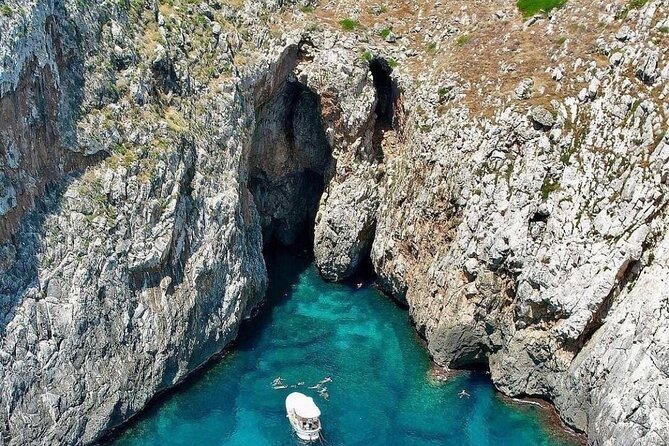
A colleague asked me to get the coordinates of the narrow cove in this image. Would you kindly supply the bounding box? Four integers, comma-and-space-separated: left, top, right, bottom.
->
108, 250, 581, 446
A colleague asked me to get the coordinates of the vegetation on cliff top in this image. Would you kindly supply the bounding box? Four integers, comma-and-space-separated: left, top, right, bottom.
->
339, 17, 361, 31
516, 0, 567, 17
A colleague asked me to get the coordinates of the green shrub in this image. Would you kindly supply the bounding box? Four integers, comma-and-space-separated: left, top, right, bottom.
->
339, 18, 360, 31
516, 0, 567, 18
456, 34, 471, 46
0, 4, 13, 16
379, 27, 392, 39
627, 0, 649, 10
540, 178, 560, 199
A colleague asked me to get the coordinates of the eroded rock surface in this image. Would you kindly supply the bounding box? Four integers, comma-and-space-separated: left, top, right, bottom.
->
1, 0, 668, 445
303, 43, 382, 280
0, 2, 297, 443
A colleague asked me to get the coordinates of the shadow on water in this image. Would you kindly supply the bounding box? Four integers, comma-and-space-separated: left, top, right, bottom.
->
234, 247, 313, 352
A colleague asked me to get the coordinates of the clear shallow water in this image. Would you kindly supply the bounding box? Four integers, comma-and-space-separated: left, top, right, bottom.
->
110, 251, 579, 446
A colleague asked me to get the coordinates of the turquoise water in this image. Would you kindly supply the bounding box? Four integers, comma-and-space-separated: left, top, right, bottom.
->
110, 251, 579, 446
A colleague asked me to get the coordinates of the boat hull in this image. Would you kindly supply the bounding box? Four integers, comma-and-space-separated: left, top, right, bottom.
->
293, 427, 320, 441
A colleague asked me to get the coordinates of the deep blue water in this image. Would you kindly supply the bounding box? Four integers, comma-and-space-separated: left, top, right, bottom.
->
110, 251, 579, 446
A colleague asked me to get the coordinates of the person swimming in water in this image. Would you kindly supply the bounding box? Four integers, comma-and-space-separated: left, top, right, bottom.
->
272, 377, 287, 389
458, 390, 470, 399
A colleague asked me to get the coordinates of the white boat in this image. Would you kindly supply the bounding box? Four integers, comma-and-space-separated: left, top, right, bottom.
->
285, 392, 322, 441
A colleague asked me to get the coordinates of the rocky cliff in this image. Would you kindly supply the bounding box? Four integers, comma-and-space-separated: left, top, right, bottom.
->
0, 1, 291, 443
0, 0, 668, 445
310, 1, 669, 444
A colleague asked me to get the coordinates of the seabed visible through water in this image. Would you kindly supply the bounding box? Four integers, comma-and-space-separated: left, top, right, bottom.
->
109, 249, 582, 446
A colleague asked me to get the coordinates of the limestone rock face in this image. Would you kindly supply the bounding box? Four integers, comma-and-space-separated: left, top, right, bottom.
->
563, 230, 669, 445
314, 172, 379, 280
365, 88, 669, 444
1, 0, 669, 445
298, 4, 669, 446
0, 2, 300, 444
297, 40, 382, 281
360, 13, 669, 446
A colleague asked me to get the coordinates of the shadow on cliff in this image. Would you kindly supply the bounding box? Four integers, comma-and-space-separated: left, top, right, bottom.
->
236, 246, 313, 347
248, 77, 332, 249
0, 173, 81, 333
0, 1, 99, 336
369, 56, 402, 165
370, 57, 396, 130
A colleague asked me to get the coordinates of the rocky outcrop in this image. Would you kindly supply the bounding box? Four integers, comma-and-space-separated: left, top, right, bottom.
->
0, 2, 305, 444
302, 42, 384, 280
312, 3, 669, 446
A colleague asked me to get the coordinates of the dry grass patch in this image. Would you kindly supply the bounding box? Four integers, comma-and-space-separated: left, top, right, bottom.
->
273, 0, 634, 116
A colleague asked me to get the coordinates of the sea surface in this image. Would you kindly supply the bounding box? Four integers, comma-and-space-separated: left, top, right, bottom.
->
110, 251, 580, 446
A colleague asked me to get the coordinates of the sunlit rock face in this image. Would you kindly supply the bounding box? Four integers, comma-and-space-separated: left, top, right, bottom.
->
1, 0, 668, 445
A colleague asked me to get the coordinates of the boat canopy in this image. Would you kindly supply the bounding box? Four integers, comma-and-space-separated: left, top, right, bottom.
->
286, 392, 321, 419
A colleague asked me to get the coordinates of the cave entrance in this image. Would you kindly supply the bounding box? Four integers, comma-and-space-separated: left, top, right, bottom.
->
248, 79, 332, 249
368, 56, 402, 168
369, 58, 397, 130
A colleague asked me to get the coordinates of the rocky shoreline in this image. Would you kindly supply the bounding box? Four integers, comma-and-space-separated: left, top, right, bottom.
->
502, 395, 588, 446
428, 364, 587, 445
